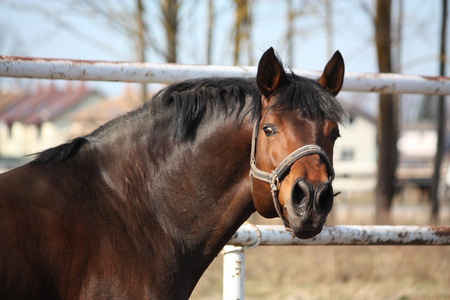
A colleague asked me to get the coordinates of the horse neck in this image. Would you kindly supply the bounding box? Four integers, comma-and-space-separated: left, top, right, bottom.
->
91, 109, 255, 296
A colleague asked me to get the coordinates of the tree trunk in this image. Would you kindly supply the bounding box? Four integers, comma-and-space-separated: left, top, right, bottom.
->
375, 0, 398, 224
161, 0, 179, 63
325, 0, 333, 59
136, 0, 147, 102
207, 0, 214, 65
430, 0, 448, 224
286, 0, 294, 65
233, 0, 251, 65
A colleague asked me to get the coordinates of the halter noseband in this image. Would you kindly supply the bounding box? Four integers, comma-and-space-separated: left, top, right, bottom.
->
249, 118, 335, 229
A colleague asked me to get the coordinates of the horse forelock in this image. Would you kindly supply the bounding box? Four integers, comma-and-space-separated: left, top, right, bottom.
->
264, 73, 345, 124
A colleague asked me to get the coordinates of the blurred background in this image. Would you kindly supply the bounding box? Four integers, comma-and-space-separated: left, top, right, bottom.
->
0, 0, 449, 299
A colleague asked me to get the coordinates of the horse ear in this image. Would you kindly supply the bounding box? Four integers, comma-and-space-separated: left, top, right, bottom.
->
257, 47, 289, 100
318, 50, 345, 97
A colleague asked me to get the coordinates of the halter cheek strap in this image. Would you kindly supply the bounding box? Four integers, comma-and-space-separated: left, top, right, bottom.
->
249, 119, 335, 229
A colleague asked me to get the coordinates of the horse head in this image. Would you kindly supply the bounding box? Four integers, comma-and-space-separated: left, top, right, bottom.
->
251, 47, 344, 239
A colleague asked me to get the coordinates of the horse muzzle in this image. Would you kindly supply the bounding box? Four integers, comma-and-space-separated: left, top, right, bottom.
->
250, 142, 336, 239
285, 178, 334, 239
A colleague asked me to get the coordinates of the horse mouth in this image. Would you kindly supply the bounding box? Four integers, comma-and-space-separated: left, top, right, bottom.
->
292, 224, 323, 239
285, 208, 328, 239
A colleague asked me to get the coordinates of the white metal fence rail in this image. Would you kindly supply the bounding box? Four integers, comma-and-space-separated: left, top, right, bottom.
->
1, 56, 449, 300
228, 224, 450, 246
1, 56, 450, 95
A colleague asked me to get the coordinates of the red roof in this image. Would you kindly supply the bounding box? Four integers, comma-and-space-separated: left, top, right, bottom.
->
0, 84, 99, 127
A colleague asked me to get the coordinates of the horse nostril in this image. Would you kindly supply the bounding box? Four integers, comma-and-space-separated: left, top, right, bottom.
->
314, 182, 334, 215
290, 178, 311, 207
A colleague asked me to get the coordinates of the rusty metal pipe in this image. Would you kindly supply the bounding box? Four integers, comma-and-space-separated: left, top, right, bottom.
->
228, 224, 450, 246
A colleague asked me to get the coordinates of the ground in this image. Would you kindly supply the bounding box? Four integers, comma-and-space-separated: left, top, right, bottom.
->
191, 192, 450, 300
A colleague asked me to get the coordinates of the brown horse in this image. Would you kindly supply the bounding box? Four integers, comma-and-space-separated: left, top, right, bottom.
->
0, 47, 344, 299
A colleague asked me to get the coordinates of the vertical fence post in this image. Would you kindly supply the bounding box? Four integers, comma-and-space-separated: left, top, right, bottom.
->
222, 245, 245, 300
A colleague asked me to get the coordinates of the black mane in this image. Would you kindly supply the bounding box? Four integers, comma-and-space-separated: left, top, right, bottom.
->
149, 77, 260, 141
30, 137, 88, 165
31, 74, 344, 165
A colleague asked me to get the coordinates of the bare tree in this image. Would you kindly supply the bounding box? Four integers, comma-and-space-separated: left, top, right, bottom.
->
286, 0, 296, 65
81, 0, 149, 102
160, 0, 179, 63
285, 1, 331, 67
324, 0, 333, 58
286, 1, 307, 66
77, 0, 179, 65
136, 0, 148, 102
207, 0, 214, 65
233, 0, 252, 66
375, 0, 398, 224
430, 0, 448, 223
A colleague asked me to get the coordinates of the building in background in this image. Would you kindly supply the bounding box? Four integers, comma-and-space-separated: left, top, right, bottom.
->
0, 82, 103, 167
333, 102, 377, 197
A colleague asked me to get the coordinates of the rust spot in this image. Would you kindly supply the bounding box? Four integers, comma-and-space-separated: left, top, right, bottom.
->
430, 226, 450, 238
370, 84, 390, 92
422, 75, 450, 82
398, 232, 408, 238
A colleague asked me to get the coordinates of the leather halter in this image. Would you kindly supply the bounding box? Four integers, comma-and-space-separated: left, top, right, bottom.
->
249, 118, 335, 229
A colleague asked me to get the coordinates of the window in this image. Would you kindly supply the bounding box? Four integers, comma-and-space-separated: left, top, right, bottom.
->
348, 114, 354, 125
340, 149, 354, 161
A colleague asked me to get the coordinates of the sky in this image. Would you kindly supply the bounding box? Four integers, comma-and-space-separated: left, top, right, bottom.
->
0, 0, 447, 105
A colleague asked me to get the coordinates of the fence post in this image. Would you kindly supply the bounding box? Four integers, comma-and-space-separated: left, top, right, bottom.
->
222, 245, 245, 300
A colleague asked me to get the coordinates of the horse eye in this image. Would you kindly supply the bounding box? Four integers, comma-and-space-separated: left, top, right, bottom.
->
263, 125, 276, 137
330, 129, 340, 142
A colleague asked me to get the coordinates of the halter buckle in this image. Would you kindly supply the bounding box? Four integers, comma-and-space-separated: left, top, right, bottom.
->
269, 171, 279, 193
